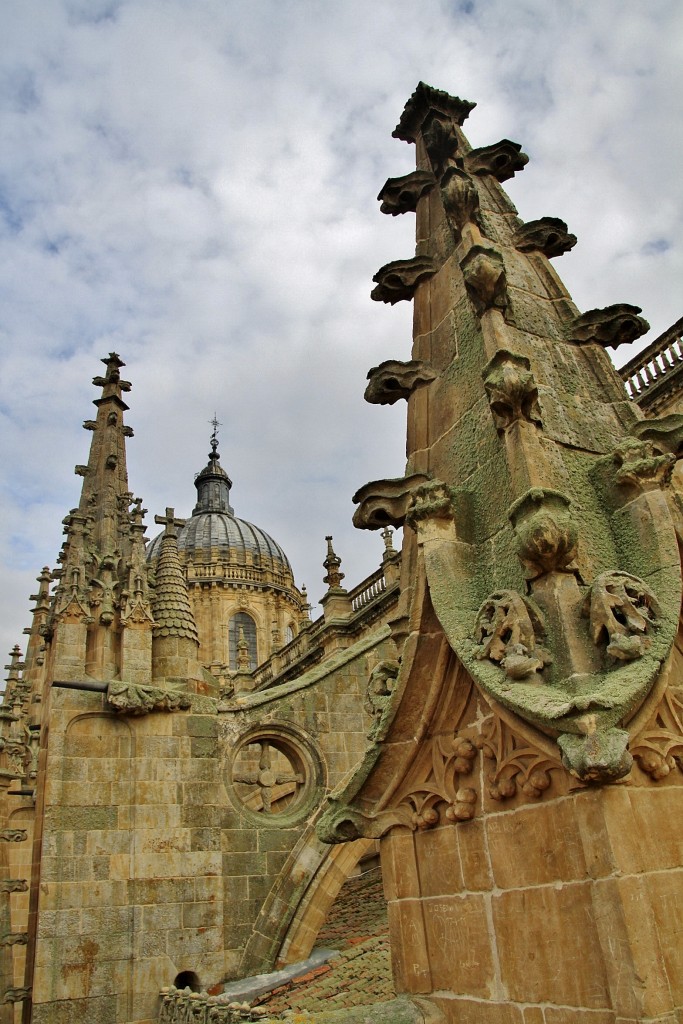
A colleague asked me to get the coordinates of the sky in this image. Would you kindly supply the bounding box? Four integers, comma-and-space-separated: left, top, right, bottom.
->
1, 0, 682, 663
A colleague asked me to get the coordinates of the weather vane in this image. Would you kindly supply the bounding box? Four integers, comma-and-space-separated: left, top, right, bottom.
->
209, 413, 221, 455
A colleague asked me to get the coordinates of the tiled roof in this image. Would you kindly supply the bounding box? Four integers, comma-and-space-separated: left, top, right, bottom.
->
257, 866, 393, 1018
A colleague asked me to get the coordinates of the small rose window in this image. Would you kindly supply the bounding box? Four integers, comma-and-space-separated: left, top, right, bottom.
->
229, 725, 324, 824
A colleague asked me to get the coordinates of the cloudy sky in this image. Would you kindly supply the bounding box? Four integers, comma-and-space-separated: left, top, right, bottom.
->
1, 0, 682, 663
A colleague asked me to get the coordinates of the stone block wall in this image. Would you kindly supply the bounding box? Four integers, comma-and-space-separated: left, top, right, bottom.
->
381, 779, 683, 1024
28, 690, 227, 1024
219, 626, 397, 977
26, 626, 396, 1022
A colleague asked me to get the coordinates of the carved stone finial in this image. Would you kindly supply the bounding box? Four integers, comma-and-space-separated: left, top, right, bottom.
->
381, 527, 396, 556
570, 304, 650, 349
392, 82, 475, 143
513, 217, 577, 258
323, 536, 345, 590
154, 507, 186, 539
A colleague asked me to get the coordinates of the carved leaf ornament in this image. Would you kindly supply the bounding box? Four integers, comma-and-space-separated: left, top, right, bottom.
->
473, 590, 551, 680
583, 571, 660, 663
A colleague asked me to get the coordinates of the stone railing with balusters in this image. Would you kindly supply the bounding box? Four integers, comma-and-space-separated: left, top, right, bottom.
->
185, 563, 291, 589
249, 615, 325, 691
619, 316, 683, 411
158, 986, 272, 1022
349, 567, 386, 611
248, 562, 398, 692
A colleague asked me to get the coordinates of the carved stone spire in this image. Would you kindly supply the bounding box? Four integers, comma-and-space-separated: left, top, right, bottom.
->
151, 508, 200, 683
322, 536, 345, 592
48, 354, 144, 680
321, 83, 683, 1023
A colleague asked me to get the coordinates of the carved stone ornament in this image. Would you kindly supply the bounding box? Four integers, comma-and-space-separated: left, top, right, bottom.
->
630, 683, 683, 780
352, 474, 430, 530
365, 659, 400, 736
482, 349, 543, 432
1, 988, 31, 1004
364, 359, 437, 405
460, 245, 508, 316
440, 166, 482, 235
464, 139, 529, 182
377, 170, 436, 215
476, 711, 561, 801
630, 413, 683, 457
422, 110, 460, 179
0, 829, 27, 843
612, 438, 675, 493
474, 590, 552, 681
405, 479, 455, 529
370, 255, 437, 304
319, 732, 478, 842
569, 303, 650, 349
0, 880, 28, 894
0, 933, 28, 947
422, 521, 678, 782
392, 82, 475, 143
509, 488, 578, 579
557, 724, 633, 782
513, 217, 577, 258
583, 571, 660, 664
106, 681, 192, 716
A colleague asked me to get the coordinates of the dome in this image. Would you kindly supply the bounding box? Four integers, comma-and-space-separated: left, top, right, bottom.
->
146, 437, 292, 573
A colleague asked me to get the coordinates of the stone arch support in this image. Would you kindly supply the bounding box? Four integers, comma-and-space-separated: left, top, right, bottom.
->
239, 815, 375, 976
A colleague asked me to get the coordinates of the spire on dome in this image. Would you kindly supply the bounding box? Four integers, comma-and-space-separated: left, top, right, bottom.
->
192, 415, 233, 515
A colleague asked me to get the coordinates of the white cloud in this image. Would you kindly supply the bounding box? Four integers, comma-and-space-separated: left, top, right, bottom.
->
1, 0, 682, 659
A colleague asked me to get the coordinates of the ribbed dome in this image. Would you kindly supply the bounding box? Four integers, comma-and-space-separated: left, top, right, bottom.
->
146, 437, 292, 573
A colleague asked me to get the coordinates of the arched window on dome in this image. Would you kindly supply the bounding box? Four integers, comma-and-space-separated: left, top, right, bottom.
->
229, 612, 258, 671
285, 623, 296, 645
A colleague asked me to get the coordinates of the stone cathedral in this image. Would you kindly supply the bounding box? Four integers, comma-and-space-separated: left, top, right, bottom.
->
1, 84, 682, 1024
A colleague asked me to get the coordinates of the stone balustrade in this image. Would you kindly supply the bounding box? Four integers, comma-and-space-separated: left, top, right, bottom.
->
349, 568, 386, 611
158, 986, 271, 1022
619, 316, 683, 411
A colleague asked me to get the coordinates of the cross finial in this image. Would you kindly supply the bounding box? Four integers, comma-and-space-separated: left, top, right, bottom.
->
154, 506, 186, 538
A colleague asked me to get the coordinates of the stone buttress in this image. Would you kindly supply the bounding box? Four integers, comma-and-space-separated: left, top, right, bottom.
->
320, 83, 683, 1024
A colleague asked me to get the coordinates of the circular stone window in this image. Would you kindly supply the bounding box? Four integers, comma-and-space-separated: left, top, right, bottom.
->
229, 724, 325, 825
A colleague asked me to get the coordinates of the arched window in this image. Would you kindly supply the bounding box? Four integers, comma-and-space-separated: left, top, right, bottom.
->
229, 612, 258, 670
285, 623, 296, 645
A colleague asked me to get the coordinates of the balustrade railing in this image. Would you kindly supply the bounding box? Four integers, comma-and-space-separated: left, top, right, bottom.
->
619, 317, 683, 404
159, 986, 269, 1022
349, 568, 386, 611
186, 563, 290, 588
